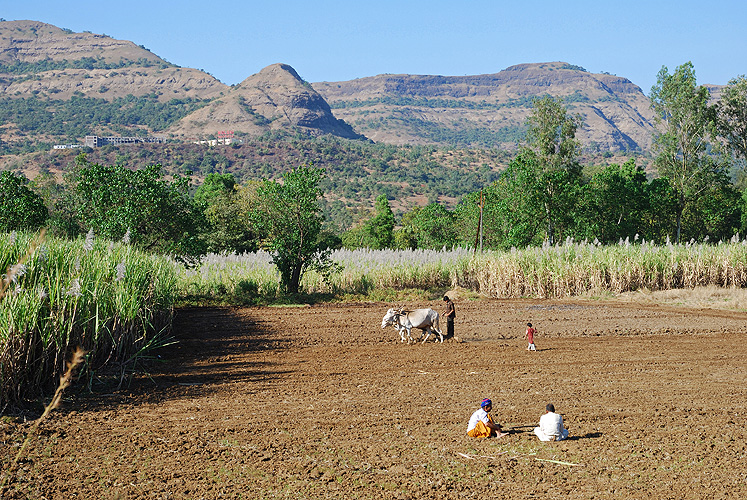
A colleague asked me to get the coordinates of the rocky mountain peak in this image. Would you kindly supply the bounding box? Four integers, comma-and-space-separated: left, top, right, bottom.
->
243, 63, 304, 85
168, 63, 362, 140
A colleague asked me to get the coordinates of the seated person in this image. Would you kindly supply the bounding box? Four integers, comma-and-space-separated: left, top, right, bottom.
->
467, 398, 508, 438
533, 403, 570, 441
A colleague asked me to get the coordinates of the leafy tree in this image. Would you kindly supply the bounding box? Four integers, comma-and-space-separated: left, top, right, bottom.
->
0, 171, 48, 231
315, 230, 343, 251
474, 97, 582, 250
193, 174, 258, 254
650, 62, 727, 243
457, 153, 546, 250
681, 175, 741, 241
362, 195, 395, 249
641, 177, 679, 243
398, 203, 457, 249
741, 189, 747, 236
575, 159, 649, 243
249, 165, 333, 294
29, 171, 79, 238
522, 95, 583, 245
715, 75, 747, 188
71, 154, 204, 258
716, 75, 747, 161
340, 225, 373, 249
340, 195, 394, 250
193, 173, 237, 208
203, 187, 259, 254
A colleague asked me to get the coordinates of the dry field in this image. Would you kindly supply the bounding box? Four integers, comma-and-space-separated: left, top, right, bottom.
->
2, 294, 747, 499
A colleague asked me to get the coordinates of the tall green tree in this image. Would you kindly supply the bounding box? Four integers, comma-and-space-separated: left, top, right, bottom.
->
523, 95, 583, 245
340, 195, 395, 250
29, 171, 80, 238
362, 195, 395, 249
681, 175, 741, 241
715, 75, 747, 231
0, 171, 48, 231
71, 154, 204, 258
194, 173, 258, 254
340, 225, 371, 250
479, 152, 545, 249
193, 173, 237, 208
455, 95, 583, 250
249, 165, 333, 294
397, 203, 457, 249
641, 177, 679, 243
576, 159, 649, 243
483, 96, 582, 248
650, 62, 726, 243
716, 76, 747, 168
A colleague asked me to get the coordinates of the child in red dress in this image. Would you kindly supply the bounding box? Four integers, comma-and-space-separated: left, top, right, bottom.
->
525, 322, 536, 351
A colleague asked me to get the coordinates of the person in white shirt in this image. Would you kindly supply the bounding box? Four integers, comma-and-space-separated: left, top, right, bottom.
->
467, 398, 508, 439
533, 403, 569, 441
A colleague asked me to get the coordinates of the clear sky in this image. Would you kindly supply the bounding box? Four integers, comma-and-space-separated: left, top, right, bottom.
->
4, 1, 746, 94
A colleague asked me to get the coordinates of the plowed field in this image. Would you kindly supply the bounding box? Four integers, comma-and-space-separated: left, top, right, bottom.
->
2, 297, 746, 499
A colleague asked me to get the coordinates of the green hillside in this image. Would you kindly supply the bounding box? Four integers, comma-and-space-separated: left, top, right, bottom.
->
3, 135, 518, 230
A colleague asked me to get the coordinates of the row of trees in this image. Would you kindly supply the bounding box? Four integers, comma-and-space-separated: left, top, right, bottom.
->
1, 155, 335, 294
351, 63, 747, 250
350, 63, 747, 249
3, 62, 746, 293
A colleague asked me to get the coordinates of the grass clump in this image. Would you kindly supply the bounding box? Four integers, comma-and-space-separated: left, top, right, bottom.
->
0, 230, 178, 409
468, 238, 747, 298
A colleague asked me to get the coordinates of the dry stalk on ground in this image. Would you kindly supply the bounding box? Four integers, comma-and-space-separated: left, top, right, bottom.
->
0, 347, 86, 498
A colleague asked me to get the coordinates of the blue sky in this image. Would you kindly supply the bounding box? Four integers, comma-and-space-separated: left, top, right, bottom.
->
4, 1, 746, 93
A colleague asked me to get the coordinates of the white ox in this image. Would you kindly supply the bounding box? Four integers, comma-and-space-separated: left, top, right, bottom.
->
381, 308, 443, 343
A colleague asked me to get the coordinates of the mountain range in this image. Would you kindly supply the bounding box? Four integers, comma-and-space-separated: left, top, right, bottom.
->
0, 20, 686, 154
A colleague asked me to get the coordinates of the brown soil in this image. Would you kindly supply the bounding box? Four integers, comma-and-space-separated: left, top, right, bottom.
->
2, 298, 747, 499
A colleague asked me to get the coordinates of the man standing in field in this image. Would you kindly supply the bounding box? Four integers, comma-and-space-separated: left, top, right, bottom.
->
467, 398, 508, 438
442, 295, 455, 339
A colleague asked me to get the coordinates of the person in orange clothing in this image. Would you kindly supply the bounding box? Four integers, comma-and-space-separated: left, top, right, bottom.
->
466, 398, 508, 438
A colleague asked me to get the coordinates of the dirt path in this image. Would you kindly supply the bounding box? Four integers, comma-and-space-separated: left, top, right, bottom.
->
2, 298, 747, 499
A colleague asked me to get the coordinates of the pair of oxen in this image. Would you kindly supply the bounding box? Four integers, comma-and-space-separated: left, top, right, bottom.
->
381, 307, 443, 343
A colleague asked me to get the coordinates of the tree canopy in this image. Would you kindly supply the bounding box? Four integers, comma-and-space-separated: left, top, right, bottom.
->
522, 96, 583, 245
71, 154, 204, 258
0, 171, 48, 232
248, 165, 334, 293
650, 62, 727, 243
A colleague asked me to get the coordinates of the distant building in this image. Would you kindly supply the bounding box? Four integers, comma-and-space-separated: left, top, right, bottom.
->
193, 131, 240, 147
84, 136, 165, 148
53, 144, 82, 150
193, 138, 240, 147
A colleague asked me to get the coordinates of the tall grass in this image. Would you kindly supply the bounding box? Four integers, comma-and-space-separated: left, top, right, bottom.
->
303, 248, 473, 295
178, 248, 473, 302
182, 239, 747, 302
178, 252, 280, 304
0, 231, 178, 408
467, 238, 747, 298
